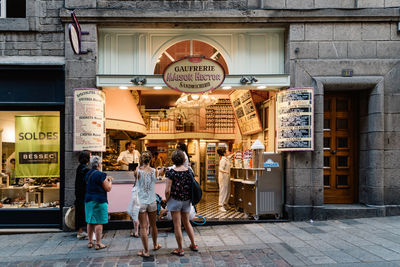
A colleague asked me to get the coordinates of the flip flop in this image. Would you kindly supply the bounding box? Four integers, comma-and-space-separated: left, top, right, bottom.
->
87, 242, 94, 249
171, 249, 184, 256
137, 250, 151, 258
153, 244, 162, 251
95, 244, 108, 250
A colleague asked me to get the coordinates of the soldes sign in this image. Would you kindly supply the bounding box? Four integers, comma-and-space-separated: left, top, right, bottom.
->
163, 56, 225, 93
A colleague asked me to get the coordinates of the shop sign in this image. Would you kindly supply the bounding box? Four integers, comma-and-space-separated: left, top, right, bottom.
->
73, 88, 106, 152
15, 115, 60, 178
276, 87, 314, 151
68, 11, 90, 55
229, 90, 263, 136
263, 159, 279, 168
163, 56, 225, 93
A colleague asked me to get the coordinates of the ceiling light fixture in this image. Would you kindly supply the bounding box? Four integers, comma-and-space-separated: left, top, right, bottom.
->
119, 86, 129, 90
175, 93, 218, 108
257, 85, 266, 89
153, 86, 163, 90
222, 86, 232, 90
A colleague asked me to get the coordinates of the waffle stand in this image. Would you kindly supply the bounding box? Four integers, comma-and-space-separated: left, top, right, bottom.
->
230, 140, 283, 220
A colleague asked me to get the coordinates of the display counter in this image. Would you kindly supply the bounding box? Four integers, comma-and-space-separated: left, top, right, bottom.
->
105, 171, 167, 213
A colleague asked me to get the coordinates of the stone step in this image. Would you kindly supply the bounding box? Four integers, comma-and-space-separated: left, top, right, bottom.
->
324, 204, 384, 220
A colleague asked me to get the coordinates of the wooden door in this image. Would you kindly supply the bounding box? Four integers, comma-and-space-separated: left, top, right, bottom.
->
323, 93, 357, 204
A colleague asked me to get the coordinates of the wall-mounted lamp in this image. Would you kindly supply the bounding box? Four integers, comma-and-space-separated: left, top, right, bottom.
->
131, 77, 147, 85
240, 76, 258, 85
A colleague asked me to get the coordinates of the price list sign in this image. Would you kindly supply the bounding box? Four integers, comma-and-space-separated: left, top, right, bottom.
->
276, 88, 314, 151
229, 90, 262, 135
73, 88, 106, 152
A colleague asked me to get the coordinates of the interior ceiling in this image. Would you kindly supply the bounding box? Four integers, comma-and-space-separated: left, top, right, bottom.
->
137, 89, 232, 109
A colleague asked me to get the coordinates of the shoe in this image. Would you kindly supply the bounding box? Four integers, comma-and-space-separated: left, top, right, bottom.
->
92, 233, 96, 241
77, 232, 88, 240
219, 207, 227, 212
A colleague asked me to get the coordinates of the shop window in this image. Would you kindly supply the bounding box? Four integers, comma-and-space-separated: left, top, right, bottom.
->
324, 156, 330, 168
324, 119, 330, 130
337, 175, 348, 186
323, 137, 330, 149
337, 137, 348, 148
0, 111, 60, 209
336, 99, 348, 112
153, 40, 229, 74
0, 0, 26, 18
324, 175, 330, 187
337, 118, 348, 129
337, 156, 348, 167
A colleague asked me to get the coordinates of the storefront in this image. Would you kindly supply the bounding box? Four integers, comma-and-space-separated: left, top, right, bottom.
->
0, 65, 64, 227
91, 27, 293, 221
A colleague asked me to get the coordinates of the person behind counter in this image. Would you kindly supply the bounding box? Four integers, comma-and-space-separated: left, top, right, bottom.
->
117, 141, 140, 171
75, 150, 91, 240
217, 147, 231, 212
85, 156, 113, 250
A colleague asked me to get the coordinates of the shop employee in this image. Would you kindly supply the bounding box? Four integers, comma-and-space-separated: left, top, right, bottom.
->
117, 142, 140, 171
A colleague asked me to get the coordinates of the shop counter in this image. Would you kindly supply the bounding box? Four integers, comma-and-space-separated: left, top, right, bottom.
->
105, 171, 167, 213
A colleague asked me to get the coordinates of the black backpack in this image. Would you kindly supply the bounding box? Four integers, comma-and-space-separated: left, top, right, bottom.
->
189, 169, 202, 206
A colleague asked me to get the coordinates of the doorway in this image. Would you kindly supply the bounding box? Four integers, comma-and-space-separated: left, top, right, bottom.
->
323, 92, 358, 204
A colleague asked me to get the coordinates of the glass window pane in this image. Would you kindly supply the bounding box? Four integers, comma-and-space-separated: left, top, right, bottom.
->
323, 137, 330, 148
324, 156, 330, 167
337, 119, 348, 129
336, 99, 348, 112
337, 175, 348, 186
324, 175, 330, 186
0, 111, 60, 209
324, 99, 331, 112
337, 137, 348, 148
324, 119, 330, 129
337, 156, 348, 167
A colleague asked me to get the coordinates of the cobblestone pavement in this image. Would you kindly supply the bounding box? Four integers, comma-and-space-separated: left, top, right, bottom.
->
2, 216, 400, 266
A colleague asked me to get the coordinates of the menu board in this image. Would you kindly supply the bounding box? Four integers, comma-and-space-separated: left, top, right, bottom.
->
74, 88, 106, 152
229, 90, 262, 135
276, 88, 313, 151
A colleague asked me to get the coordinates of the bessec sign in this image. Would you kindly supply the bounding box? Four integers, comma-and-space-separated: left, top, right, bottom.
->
163, 56, 225, 93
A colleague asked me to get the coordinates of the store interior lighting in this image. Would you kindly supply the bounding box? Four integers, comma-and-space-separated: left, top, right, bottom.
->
119, 86, 129, 89
175, 93, 218, 108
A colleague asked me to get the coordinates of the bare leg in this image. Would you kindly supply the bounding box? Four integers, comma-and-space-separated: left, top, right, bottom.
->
181, 212, 196, 247
171, 211, 183, 250
139, 212, 149, 254
147, 210, 159, 249
94, 224, 103, 245
87, 224, 94, 244
134, 220, 139, 236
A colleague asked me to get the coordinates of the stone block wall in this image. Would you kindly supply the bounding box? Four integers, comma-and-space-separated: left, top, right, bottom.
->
0, 0, 64, 57
264, 0, 400, 8
287, 21, 400, 219
63, 23, 98, 207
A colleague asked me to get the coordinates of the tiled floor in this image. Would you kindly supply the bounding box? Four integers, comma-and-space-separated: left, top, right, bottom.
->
196, 192, 246, 220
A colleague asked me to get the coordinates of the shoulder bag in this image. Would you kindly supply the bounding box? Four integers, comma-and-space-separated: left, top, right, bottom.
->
189, 169, 202, 206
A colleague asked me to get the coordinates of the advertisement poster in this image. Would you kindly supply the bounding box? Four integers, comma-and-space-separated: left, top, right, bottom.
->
276, 88, 314, 151
15, 115, 60, 178
229, 90, 262, 135
74, 88, 106, 152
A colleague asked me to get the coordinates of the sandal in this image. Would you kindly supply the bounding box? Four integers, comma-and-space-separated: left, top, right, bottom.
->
87, 242, 94, 249
130, 232, 139, 238
153, 243, 162, 251
95, 244, 108, 250
171, 249, 184, 256
137, 250, 151, 258
189, 244, 198, 251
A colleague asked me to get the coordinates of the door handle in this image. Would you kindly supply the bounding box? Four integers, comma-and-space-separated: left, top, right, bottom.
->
331, 150, 336, 154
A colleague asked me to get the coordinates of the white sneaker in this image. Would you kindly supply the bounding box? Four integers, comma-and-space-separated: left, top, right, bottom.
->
92, 233, 96, 241
77, 232, 88, 240
219, 207, 227, 212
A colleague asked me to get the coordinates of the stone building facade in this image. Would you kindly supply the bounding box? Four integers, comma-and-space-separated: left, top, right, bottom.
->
0, 0, 399, 226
